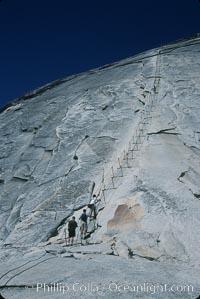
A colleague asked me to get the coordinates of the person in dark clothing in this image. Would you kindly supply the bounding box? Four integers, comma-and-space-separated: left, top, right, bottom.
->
68, 216, 78, 245
79, 209, 88, 239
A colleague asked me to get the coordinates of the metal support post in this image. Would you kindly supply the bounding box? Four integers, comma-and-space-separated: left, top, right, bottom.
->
111, 166, 115, 178
118, 158, 123, 176
111, 177, 115, 189
123, 150, 126, 160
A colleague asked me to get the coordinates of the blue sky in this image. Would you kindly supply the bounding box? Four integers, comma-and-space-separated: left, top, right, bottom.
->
0, 0, 199, 108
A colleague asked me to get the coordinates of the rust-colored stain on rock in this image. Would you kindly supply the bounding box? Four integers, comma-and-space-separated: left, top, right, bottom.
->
107, 201, 144, 231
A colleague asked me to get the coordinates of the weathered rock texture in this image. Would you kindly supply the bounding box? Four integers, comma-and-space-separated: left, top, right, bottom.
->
0, 35, 200, 299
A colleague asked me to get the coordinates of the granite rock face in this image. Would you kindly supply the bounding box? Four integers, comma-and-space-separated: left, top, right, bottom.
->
0, 36, 200, 299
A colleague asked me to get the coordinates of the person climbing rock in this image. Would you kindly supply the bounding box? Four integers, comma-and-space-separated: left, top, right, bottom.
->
67, 216, 78, 246
88, 194, 100, 220
79, 209, 88, 240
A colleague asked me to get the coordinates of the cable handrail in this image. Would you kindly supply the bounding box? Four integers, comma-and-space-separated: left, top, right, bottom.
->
92, 51, 162, 217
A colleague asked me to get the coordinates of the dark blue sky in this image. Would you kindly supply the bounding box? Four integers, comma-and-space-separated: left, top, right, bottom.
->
0, 0, 199, 108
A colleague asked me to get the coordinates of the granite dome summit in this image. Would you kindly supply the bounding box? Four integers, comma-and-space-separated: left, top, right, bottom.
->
0, 36, 200, 299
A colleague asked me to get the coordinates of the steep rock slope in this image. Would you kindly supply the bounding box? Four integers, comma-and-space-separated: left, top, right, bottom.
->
0, 36, 200, 299
93, 37, 200, 265
0, 46, 156, 246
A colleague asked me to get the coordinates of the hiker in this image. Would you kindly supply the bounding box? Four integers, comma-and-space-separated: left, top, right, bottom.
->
67, 216, 78, 246
79, 209, 88, 239
88, 194, 100, 220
